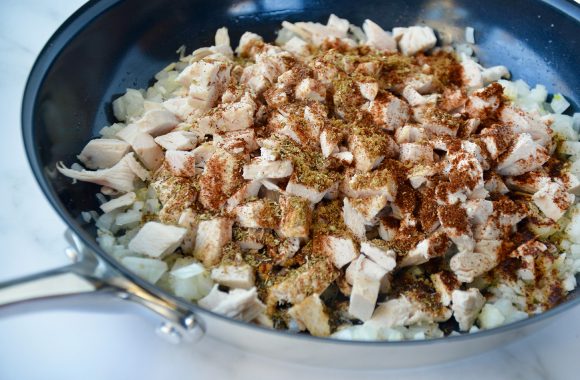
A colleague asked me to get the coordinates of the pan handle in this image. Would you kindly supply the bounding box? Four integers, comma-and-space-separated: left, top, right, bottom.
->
0, 230, 204, 344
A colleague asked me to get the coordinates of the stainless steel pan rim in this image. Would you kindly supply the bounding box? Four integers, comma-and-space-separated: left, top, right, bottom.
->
17, 0, 580, 349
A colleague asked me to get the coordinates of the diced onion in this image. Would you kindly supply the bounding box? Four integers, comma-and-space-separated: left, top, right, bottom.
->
551, 93, 570, 114
465, 27, 475, 44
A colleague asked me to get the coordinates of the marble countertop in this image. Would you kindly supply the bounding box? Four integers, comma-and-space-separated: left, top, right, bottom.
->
0, 1, 579, 379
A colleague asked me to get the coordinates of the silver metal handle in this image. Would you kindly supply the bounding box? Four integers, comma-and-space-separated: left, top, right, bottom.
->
0, 230, 204, 344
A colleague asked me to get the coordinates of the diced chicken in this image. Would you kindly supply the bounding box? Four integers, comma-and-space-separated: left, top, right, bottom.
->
165, 150, 196, 177
505, 171, 551, 193
275, 237, 302, 264
430, 271, 460, 306
463, 199, 493, 226
481, 65, 510, 84
285, 178, 332, 203
510, 240, 547, 282
295, 78, 326, 102
179, 60, 230, 112
288, 294, 331, 337
558, 172, 580, 195
461, 57, 483, 90
465, 84, 503, 120
532, 181, 574, 222
192, 142, 217, 166
361, 240, 397, 272
347, 255, 388, 321
401, 85, 434, 106
332, 151, 354, 164
177, 208, 198, 254
451, 288, 485, 331
197, 93, 256, 133
268, 104, 324, 146
348, 129, 398, 172
162, 97, 195, 121
314, 234, 358, 269
418, 106, 462, 136
243, 158, 293, 180
211, 263, 255, 289
216, 129, 259, 153
279, 196, 312, 238
193, 217, 233, 266
267, 256, 339, 306
236, 32, 264, 59
438, 204, 475, 253
57, 153, 138, 193
77, 139, 131, 169
128, 221, 187, 258
362, 19, 397, 52
199, 148, 244, 210
450, 239, 501, 282
399, 143, 434, 164
199, 285, 265, 322
479, 124, 514, 160
399, 230, 451, 267
234, 199, 280, 229
154, 131, 198, 151
129, 132, 165, 171
132, 108, 179, 137
495, 133, 549, 176
233, 227, 266, 250
484, 172, 510, 195
283, 36, 310, 56
341, 168, 398, 200
394, 124, 427, 144
378, 217, 399, 242
282, 15, 351, 47
396, 26, 437, 56
319, 129, 341, 157
500, 106, 551, 147
368, 294, 451, 328
357, 80, 379, 101
343, 197, 367, 239
225, 180, 262, 212
368, 92, 411, 131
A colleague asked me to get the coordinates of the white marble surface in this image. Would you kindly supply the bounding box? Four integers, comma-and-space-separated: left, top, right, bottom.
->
0, 1, 579, 379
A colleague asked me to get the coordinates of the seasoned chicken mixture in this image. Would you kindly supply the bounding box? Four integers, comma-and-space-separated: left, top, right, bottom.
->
59, 15, 580, 341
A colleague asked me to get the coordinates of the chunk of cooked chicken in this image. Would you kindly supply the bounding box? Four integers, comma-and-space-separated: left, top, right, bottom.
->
211, 263, 255, 289
267, 255, 339, 307
451, 288, 485, 331
362, 19, 397, 52
133, 108, 180, 137
430, 271, 460, 307
165, 150, 196, 177
193, 217, 233, 267
178, 60, 230, 112
367, 294, 451, 328
450, 239, 501, 282
199, 285, 265, 322
197, 93, 257, 133
57, 153, 139, 193
347, 255, 388, 321
199, 148, 245, 210
234, 199, 280, 229
500, 105, 551, 147
399, 143, 434, 164
399, 230, 451, 267
395, 26, 437, 56
130, 132, 165, 171
495, 133, 549, 176
360, 240, 397, 272
461, 57, 483, 90
128, 221, 187, 258
341, 167, 398, 200
295, 78, 326, 102
348, 127, 399, 172
368, 92, 411, 131
154, 131, 198, 151
314, 234, 359, 269
285, 176, 334, 204
243, 158, 293, 180
358, 80, 380, 101
532, 181, 574, 222
77, 139, 131, 170
288, 294, 331, 337
505, 170, 551, 194
279, 196, 312, 238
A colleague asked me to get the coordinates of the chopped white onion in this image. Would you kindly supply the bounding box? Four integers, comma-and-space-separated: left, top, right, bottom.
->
465, 27, 475, 44
551, 93, 570, 114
